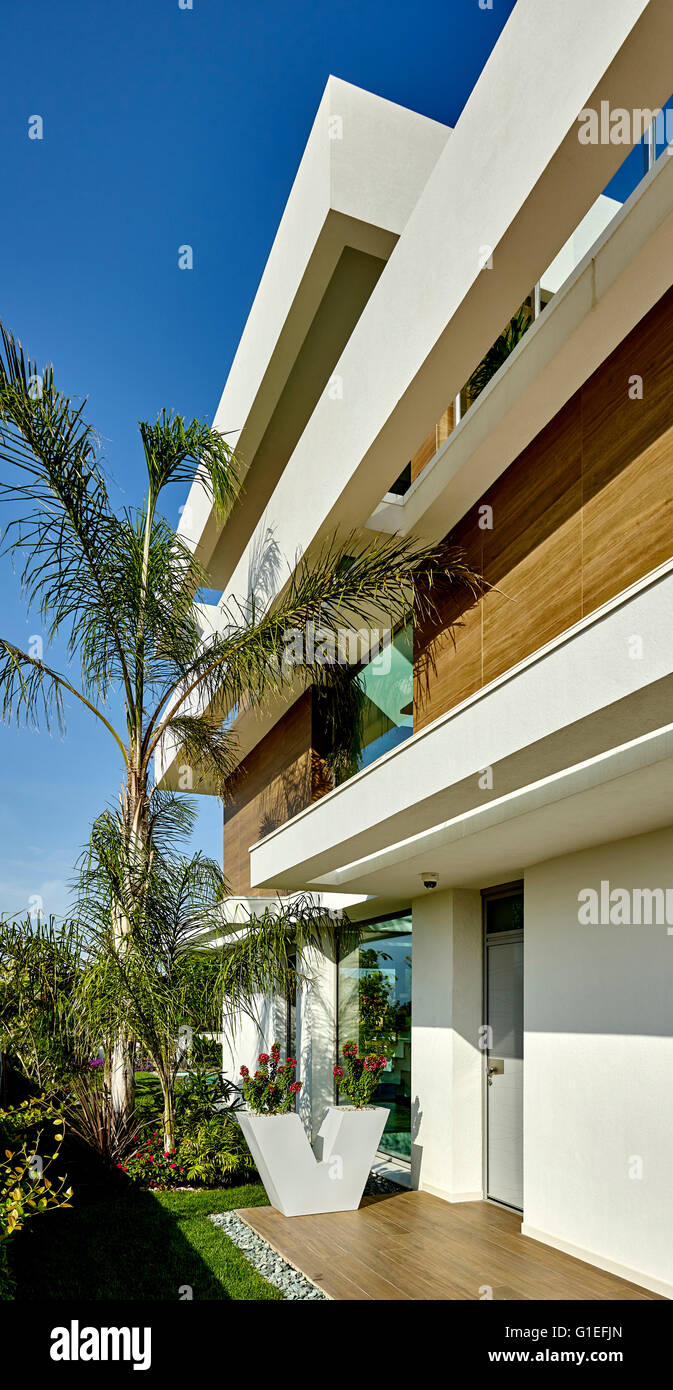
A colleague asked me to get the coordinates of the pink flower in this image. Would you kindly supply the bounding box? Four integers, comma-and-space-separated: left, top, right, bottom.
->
170, 1163, 177, 1169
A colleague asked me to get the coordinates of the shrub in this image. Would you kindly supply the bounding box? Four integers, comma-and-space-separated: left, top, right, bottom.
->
333, 1041, 387, 1107
177, 1115, 255, 1186
240, 1041, 302, 1115
0, 1096, 73, 1295
192, 1035, 222, 1069
175, 1068, 237, 1129
122, 1133, 186, 1188
122, 1115, 254, 1189
64, 1076, 144, 1169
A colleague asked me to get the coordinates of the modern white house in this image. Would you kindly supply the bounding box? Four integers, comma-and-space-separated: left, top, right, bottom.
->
158, 0, 673, 1298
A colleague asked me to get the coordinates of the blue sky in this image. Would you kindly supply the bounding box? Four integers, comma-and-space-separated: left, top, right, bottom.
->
40, 0, 673, 918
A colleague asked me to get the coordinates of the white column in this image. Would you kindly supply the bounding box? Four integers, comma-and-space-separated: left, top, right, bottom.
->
296, 940, 337, 1138
411, 888, 483, 1202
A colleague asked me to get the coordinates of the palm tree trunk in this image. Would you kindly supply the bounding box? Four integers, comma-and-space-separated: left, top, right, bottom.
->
109, 893, 135, 1117
110, 1035, 134, 1116
159, 1071, 176, 1153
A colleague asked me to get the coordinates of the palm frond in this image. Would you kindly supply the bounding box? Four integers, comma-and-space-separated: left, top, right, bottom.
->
139, 410, 242, 521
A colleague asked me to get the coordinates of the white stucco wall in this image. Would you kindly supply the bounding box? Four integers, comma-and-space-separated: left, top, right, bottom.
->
411, 889, 483, 1202
523, 825, 673, 1296
296, 942, 337, 1138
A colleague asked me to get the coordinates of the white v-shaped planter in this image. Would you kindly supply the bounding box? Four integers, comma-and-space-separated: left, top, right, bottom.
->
238, 1105, 389, 1217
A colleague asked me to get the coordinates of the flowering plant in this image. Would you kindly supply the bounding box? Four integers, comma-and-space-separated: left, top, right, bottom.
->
240, 1041, 302, 1115
333, 1041, 388, 1107
122, 1131, 187, 1188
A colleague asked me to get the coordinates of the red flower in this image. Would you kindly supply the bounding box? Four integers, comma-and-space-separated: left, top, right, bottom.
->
240, 1065, 249, 1076
333, 1066, 344, 1079
271, 1042, 281, 1056
258, 1053, 270, 1064
290, 1081, 302, 1094
342, 1042, 357, 1058
285, 1057, 297, 1068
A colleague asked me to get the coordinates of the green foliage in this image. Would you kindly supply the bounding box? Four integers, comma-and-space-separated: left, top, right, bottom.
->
176, 1116, 255, 1186
358, 948, 405, 1053
0, 916, 88, 1090
192, 1035, 222, 1068
64, 1075, 145, 1170
240, 1041, 302, 1115
122, 1133, 185, 1188
333, 1041, 388, 1107
0, 1096, 73, 1291
122, 1114, 254, 1190
465, 303, 533, 405
175, 1068, 236, 1128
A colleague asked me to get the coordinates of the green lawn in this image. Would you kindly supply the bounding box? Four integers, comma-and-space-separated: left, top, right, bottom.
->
12, 1184, 283, 1301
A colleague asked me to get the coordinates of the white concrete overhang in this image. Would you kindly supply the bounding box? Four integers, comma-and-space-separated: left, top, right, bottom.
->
178, 76, 451, 588
191, 890, 372, 949
218, 0, 673, 606
248, 560, 673, 899
158, 0, 673, 792
368, 150, 673, 541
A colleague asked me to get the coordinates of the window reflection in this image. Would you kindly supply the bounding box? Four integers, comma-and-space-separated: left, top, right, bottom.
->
338, 912, 412, 1161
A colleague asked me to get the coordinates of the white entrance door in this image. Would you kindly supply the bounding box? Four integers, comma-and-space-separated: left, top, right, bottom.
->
486, 931, 523, 1209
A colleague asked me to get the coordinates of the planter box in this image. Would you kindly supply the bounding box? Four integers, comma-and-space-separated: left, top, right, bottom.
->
238, 1105, 389, 1217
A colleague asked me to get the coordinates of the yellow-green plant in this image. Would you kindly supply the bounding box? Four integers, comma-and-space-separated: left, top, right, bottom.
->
0, 1097, 73, 1296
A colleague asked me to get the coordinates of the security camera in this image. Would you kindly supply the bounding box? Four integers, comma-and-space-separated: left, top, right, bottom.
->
421, 872, 439, 890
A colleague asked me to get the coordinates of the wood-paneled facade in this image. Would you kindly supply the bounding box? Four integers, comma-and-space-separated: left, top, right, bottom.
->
223, 692, 331, 893
414, 285, 673, 730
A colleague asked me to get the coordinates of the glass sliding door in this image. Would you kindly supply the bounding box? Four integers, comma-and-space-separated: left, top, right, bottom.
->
337, 912, 412, 1161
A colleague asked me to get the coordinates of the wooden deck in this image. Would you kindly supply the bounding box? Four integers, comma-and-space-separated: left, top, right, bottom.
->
237, 1191, 662, 1301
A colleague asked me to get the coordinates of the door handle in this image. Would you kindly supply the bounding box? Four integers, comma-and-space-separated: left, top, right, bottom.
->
487, 1058, 504, 1085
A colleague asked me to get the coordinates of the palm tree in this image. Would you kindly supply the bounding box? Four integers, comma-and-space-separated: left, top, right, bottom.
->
75, 806, 347, 1150
0, 322, 482, 1119
465, 303, 533, 406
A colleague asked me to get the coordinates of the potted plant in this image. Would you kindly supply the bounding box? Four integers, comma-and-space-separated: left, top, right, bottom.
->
237, 1040, 389, 1217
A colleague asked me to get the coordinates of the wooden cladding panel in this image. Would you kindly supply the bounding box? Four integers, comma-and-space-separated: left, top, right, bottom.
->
482, 396, 583, 687
414, 286, 673, 731
410, 405, 454, 482
223, 692, 330, 894
414, 513, 482, 724
582, 299, 673, 612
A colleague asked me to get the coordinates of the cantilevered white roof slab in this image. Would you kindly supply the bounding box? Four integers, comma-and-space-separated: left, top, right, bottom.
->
178, 76, 451, 586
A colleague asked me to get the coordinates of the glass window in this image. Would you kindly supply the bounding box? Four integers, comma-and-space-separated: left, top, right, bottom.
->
485, 892, 523, 934
337, 912, 412, 1162
357, 623, 413, 771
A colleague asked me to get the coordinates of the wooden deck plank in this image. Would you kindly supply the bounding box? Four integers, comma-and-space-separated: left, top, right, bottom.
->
236, 1193, 664, 1302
